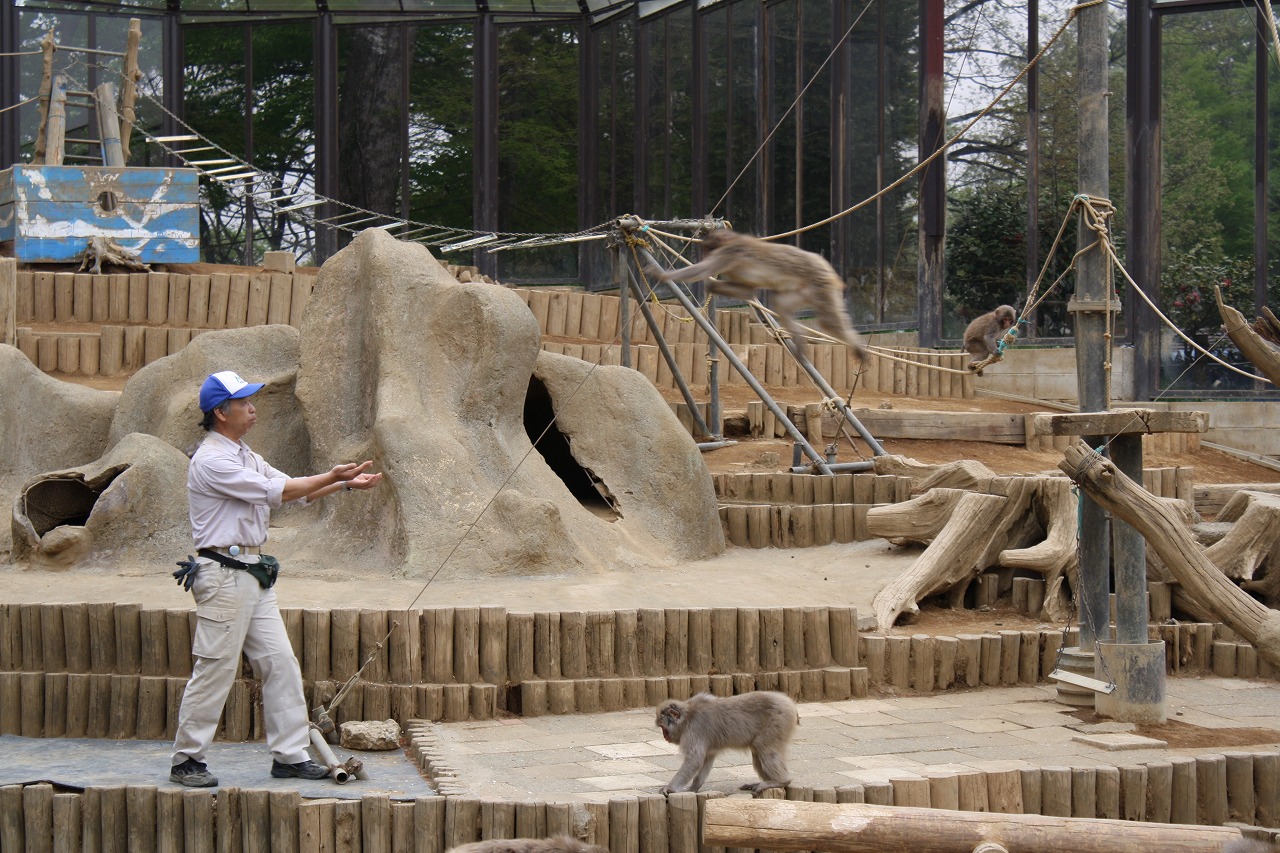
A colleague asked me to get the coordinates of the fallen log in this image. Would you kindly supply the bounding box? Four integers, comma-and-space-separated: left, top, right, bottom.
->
1060, 441, 1280, 669
702, 799, 1243, 853
1215, 284, 1280, 388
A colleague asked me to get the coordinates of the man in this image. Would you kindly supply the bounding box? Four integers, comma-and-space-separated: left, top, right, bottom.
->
169, 370, 383, 788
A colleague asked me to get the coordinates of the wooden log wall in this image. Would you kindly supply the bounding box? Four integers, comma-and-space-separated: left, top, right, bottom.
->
0, 600, 1271, 733
7, 747, 1280, 853
12, 267, 315, 376
711, 468, 1187, 548
715, 472, 913, 505
10, 269, 966, 403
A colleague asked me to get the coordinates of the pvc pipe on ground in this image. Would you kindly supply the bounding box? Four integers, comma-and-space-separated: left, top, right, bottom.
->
308, 728, 351, 784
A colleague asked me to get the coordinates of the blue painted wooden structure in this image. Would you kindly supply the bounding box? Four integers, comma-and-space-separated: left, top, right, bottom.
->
0, 165, 199, 264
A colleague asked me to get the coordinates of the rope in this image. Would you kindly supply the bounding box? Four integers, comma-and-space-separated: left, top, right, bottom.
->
764, 0, 1106, 242
0, 96, 38, 115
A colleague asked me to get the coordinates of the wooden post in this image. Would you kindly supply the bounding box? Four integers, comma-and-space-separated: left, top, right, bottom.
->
33, 32, 56, 163
116, 18, 143, 160
615, 610, 640, 678
96, 82, 125, 167
329, 609, 360, 682
479, 606, 507, 685
587, 610, 616, 677
560, 611, 587, 679
507, 613, 535, 683
0, 259, 14, 347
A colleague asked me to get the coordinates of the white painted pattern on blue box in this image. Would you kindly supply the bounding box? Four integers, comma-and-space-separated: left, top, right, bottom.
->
0, 164, 199, 263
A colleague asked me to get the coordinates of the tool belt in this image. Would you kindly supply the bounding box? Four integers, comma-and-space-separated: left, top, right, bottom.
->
196, 548, 280, 589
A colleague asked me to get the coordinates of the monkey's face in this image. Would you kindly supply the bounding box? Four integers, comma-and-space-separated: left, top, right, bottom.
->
996, 306, 1016, 329
655, 702, 683, 743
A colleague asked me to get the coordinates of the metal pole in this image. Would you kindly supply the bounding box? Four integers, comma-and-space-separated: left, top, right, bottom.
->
623, 264, 714, 439
617, 245, 631, 368
791, 461, 875, 474
752, 306, 887, 456
708, 294, 722, 439
1073, 0, 1112, 654
1109, 433, 1148, 645
630, 243, 832, 474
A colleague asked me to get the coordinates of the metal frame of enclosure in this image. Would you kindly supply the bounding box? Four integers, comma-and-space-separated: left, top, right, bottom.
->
1, 0, 1278, 400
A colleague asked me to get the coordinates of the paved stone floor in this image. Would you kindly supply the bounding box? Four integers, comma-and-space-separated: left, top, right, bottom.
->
421, 678, 1280, 803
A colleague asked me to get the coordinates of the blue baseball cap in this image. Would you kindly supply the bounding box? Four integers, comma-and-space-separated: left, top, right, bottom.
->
199, 371, 264, 412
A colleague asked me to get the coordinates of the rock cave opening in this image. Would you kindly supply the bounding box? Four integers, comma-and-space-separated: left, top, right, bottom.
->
22, 472, 119, 536
524, 376, 621, 521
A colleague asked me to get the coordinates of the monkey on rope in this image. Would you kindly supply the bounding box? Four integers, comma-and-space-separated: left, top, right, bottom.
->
962, 304, 1017, 375
644, 229, 867, 364
446, 837, 609, 853
654, 691, 799, 795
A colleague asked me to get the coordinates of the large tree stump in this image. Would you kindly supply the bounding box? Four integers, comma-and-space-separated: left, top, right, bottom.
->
1216, 285, 1280, 387
871, 492, 1008, 630
999, 477, 1079, 621
1060, 441, 1280, 669
1206, 491, 1280, 580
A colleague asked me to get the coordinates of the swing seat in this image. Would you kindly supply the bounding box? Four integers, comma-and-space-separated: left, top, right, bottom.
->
1048, 667, 1116, 694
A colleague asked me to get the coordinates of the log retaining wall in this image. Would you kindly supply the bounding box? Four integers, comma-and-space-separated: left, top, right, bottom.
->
6, 750, 1280, 853
0, 602, 1268, 734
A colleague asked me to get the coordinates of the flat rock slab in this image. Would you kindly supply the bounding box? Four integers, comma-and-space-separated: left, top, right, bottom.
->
1071, 732, 1168, 751
1068, 721, 1137, 734
0, 734, 435, 800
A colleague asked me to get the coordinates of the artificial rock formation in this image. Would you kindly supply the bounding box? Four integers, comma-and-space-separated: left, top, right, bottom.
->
289, 228, 724, 576
109, 324, 308, 472
0, 345, 118, 557
12, 432, 191, 567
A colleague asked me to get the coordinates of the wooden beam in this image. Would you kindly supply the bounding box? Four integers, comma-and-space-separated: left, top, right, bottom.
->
1030, 409, 1208, 437
702, 799, 1243, 853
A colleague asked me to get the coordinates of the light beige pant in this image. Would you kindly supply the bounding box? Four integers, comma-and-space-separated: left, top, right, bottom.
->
170, 560, 311, 768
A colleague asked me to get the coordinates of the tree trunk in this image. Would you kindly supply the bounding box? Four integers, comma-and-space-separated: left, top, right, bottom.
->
338, 26, 413, 227
1060, 441, 1280, 669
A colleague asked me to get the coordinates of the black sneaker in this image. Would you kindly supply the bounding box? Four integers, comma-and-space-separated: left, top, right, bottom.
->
271, 759, 329, 780
170, 758, 218, 788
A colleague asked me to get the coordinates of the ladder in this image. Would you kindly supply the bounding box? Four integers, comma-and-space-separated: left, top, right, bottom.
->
31, 19, 142, 168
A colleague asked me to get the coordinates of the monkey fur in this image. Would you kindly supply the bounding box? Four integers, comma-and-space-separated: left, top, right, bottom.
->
645, 229, 866, 363
1221, 840, 1277, 853
447, 837, 608, 853
962, 304, 1016, 375
654, 690, 798, 795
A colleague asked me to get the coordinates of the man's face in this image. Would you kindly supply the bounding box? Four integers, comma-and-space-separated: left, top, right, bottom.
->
217, 397, 257, 439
